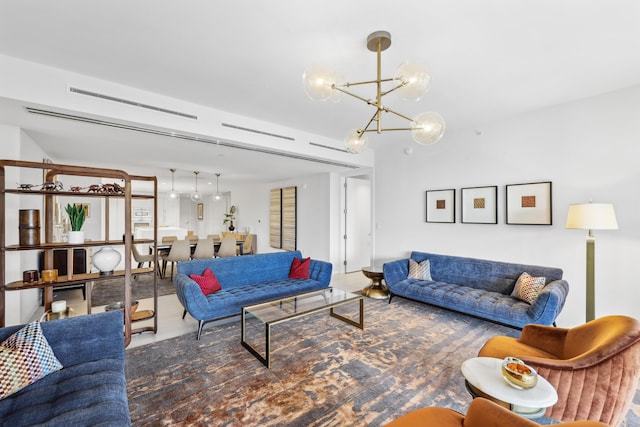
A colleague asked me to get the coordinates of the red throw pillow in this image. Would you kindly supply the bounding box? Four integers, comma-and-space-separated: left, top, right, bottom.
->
189, 267, 222, 296
289, 257, 310, 279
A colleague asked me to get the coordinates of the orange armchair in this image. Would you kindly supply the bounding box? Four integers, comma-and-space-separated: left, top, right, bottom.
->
478, 315, 640, 426
385, 397, 608, 427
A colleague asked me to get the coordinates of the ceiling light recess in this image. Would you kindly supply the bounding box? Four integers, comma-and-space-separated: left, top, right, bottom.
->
303, 30, 445, 154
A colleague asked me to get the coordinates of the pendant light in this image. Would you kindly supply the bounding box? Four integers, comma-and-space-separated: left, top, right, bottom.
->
190, 171, 202, 202
214, 173, 222, 201
168, 168, 179, 199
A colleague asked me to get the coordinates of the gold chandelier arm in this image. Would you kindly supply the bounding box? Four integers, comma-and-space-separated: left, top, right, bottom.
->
343, 77, 394, 87
384, 106, 414, 123
333, 85, 375, 105
359, 108, 382, 134
361, 126, 415, 133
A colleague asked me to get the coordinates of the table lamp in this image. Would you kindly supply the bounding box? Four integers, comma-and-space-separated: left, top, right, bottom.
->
565, 202, 618, 322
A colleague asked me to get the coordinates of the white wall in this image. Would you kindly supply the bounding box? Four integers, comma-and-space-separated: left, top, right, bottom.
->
230, 173, 334, 262
374, 84, 640, 327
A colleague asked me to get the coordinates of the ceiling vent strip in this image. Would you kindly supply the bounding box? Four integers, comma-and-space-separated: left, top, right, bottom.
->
221, 122, 295, 141
308, 142, 349, 154
24, 107, 357, 169
68, 87, 198, 120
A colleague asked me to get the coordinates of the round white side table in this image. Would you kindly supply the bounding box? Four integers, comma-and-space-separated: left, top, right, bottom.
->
461, 357, 558, 419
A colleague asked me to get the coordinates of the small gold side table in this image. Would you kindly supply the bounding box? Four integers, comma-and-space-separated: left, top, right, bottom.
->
361, 265, 388, 299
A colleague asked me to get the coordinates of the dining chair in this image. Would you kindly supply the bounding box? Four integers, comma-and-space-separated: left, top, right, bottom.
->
239, 233, 253, 255
192, 237, 215, 259
159, 235, 178, 258
131, 243, 155, 269
215, 237, 237, 258
161, 239, 191, 279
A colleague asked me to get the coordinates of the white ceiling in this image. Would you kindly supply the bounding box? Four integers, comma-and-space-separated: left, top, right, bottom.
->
1, 1, 640, 194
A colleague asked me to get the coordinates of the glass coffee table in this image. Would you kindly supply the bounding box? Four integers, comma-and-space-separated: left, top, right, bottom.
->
241, 288, 364, 368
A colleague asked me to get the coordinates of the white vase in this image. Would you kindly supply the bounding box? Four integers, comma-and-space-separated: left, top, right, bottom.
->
68, 230, 85, 244
92, 246, 122, 275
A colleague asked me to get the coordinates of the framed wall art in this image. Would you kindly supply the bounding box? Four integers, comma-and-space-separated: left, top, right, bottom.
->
426, 189, 455, 223
197, 203, 204, 220
506, 181, 552, 225
461, 186, 497, 224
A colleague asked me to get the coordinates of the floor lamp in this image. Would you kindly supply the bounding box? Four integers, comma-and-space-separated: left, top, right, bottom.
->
565, 202, 618, 322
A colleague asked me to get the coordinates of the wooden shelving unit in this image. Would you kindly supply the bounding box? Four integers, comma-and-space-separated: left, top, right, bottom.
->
0, 160, 158, 346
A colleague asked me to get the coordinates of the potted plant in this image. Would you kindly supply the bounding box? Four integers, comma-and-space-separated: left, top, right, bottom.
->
223, 205, 236, 231
65, 203, 87, 244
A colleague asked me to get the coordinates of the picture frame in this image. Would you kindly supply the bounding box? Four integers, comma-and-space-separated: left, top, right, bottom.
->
197, 203, 204, 220
506, 181, 552, 225
461, 186, 497, 224
74, 203, 90, 218
426, 189, 456, 223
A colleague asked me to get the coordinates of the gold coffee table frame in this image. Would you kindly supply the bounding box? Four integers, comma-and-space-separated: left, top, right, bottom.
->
241, 288, 364, 368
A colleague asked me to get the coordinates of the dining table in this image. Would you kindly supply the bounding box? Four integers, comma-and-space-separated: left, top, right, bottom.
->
155, 239, 245, 256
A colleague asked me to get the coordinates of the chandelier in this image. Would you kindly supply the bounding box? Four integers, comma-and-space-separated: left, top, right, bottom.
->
168, 168, 179, 199
303, 31, 445, 154
214, 173, 222, 201
190, 171, 202, 202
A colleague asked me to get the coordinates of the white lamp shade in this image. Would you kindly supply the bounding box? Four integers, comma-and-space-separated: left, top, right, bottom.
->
344, 129, 369, 154
566, 203, 618, 230
394, 60, 431, 100
411, 112, 445, 145
302, 66, 338, 101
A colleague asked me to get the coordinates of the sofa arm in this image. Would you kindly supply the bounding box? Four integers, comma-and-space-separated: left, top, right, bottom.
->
383, 259, 409, 287
174, 272, 210, 320
526, 279, 569, 325
309, 259, 332, 286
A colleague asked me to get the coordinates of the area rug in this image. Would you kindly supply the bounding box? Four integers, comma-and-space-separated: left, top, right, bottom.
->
127, 297, 634, 426
91, 273, 175, 307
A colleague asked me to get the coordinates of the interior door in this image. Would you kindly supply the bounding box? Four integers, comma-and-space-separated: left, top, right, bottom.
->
345, 176, 371, 273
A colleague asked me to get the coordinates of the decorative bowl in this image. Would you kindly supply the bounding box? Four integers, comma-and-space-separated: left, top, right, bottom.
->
105, 300, 139, 314
501, 357, 538, 389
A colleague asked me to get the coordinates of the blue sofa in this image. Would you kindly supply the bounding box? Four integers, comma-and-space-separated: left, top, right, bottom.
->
0, 310, 130, 426
383, 251, 569, 328
175, 250, 333, 339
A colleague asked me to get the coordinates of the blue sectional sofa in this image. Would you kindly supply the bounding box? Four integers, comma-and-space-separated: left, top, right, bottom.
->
383, 251, 569, 328
175, 250, 333, 339
0, 310, 130, 426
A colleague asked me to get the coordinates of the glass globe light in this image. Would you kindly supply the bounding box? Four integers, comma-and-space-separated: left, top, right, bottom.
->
394, 61, 431, 101
190, 171, 202, 202
411, 112, 445, 145
302, 66, 338, 101
344, 129, 369, 154
168, 168, 179, 199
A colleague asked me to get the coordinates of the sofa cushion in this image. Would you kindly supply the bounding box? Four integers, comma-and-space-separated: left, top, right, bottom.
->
0, 358, 129, 425
289, 257, 310, 279
0, 321, 62, 399
511, 272, 546, 304
409, 259, 432, 280
190, 268, 222, 296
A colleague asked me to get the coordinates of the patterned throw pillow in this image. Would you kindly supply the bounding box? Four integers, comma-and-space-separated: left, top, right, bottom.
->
408, 259, 432, 281
511, 272, 546, 304
189, 267, 222, 296
0, 321, 63, 399
289, 257, 310, 279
